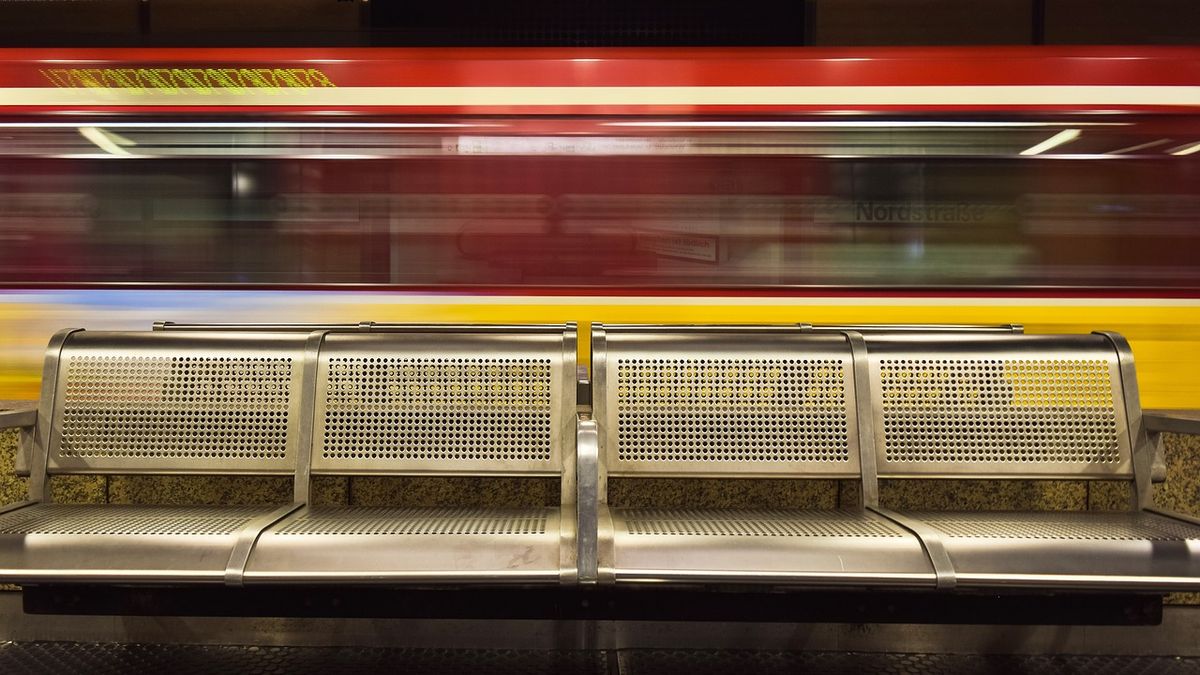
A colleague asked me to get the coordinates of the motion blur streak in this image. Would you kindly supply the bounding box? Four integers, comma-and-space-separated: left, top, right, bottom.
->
0, 291, 1198, 408
0, 47, 1196, 407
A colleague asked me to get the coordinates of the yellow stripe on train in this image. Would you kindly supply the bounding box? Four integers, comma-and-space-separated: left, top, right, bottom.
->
0, 297, 1197, 408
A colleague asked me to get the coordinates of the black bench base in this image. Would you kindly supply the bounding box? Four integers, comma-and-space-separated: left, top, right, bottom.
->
20, 586, 1163, 626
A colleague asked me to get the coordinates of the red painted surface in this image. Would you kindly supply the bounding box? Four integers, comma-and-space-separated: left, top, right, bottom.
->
0, 47, 1196, 293
0, 46, 1196, 115
2, 46, 1197, 86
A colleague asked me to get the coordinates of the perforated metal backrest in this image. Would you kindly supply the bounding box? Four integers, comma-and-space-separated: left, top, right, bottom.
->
49, 331, 308, 474
311, 330, 575, 476
594, 325, 860, 478
866, 333, 1133, 479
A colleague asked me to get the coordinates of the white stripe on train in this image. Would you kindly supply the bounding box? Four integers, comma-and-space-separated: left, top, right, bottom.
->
1, 85, 1199, 107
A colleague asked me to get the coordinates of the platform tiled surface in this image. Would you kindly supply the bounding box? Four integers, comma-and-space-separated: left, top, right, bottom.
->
619, 649, 1200, 675
0, 643, 608, 675
2, 643, 1200, 675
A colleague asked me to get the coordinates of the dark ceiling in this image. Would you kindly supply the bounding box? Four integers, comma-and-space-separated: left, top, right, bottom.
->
0, 0, 1196, 47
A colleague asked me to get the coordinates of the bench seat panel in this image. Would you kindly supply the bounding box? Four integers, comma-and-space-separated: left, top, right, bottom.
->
608, 508, 935, 587
243, 506, 564, 584
903, 510, 1200, 591
0, 503, 280, 584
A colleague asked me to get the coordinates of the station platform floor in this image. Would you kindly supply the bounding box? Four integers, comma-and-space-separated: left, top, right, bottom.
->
3, 592, 1200, 674
2, 643, 1200, 674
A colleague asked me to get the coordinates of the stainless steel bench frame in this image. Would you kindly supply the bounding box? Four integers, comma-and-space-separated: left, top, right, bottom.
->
584, 324, 928, 586
0, 329, 313, 584
0, 324, 584, 586
580, 323, 1200, 590
3, 321, 1199, 591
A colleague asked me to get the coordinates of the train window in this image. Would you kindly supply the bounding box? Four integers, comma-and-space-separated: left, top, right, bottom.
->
0, 116, 1197, 289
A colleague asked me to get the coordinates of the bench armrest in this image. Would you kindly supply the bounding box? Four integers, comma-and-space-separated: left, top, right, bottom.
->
575, 413, 601, 584
0, 407, 36, 429
1144, 409, 1200, 435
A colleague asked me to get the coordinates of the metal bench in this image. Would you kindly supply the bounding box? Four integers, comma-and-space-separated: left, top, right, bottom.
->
586, 323, 1200, 592
0, 330, 310, 584
2, 321, 1197, 595
585, 324, 935, 587
861, 330, 1200, 591
242, 325, 580, 585
0, 324, 581, 586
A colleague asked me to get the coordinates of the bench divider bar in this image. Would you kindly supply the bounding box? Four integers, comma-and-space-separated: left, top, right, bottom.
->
224, 329, 330, 587
842, 330, 879, 508
558, 325, 581, 584
294, 331, 329, 504
576, 416, 600, 584
868, 506, 958, 590
223, 503, 307, 587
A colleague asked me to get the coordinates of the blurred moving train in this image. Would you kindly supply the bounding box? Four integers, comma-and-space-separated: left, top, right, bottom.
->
0, 47, 1197, 405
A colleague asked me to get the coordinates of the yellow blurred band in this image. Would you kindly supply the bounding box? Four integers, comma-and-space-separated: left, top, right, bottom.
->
1, 294, 1197, 409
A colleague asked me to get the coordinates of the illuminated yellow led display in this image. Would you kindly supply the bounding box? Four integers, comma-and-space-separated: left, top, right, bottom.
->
39, 68, 336, 91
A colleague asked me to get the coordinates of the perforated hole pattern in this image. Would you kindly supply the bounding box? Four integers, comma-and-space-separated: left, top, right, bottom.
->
0, 504, 266, 536
880, 359, 1121, 464
322, 358, 553, 463
273, 506, 549, 536
621, 509, 903, 537
616, 359, 850, 464
60, 355, 293, 460
916, 512, 1200, 541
